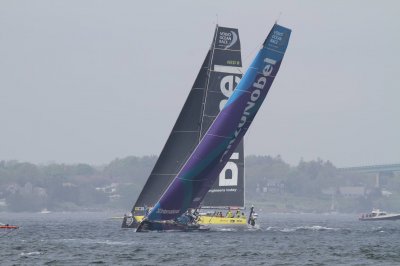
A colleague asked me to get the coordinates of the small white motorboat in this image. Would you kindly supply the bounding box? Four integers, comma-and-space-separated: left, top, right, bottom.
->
359, 209, 400, 221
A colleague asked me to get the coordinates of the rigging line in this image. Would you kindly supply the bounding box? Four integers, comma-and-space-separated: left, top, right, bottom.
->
199, 27, 218, 142
232, 37, 264, 76
242, 42, 263, 71
275, 12, 282, 24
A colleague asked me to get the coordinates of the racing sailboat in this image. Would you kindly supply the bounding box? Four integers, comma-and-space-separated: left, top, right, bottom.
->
123, 25, 245, 228
136, 23, 292, 232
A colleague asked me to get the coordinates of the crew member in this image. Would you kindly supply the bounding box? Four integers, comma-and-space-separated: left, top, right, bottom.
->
226, 208, 233, 218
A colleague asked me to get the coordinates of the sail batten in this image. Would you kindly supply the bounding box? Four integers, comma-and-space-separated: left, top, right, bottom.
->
213, 65, 242, 74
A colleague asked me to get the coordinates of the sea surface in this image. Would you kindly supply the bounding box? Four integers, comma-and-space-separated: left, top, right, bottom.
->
1, 211, 400, 265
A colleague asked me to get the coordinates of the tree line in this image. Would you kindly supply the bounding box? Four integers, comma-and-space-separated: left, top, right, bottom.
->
0, 156, 398, 212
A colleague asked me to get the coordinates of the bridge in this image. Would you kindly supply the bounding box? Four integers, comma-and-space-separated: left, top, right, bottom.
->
339, 163, 400, 188
339, 164, 400, 174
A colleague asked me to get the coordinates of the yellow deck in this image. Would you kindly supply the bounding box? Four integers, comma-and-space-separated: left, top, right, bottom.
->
134, 215, 246, 225
135, 216, 144, 222
197, 215, 247, 225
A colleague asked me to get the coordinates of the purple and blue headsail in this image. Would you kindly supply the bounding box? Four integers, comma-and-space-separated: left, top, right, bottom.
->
146, 23, 291, 221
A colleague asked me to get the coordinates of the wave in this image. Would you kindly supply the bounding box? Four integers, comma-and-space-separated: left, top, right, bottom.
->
58, 238, 135, 246
370, 227, 400, 234
212, 228, 238, 232
20, 251, 41, 256
208, 224, 261, 232
266, 225, 349, 233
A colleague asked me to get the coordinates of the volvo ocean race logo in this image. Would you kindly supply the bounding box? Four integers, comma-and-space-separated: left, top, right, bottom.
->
218, 30, 238, 50
220, 57, 277, 163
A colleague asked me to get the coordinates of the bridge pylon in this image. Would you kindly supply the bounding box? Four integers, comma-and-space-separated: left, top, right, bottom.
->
375, 172, 380, 188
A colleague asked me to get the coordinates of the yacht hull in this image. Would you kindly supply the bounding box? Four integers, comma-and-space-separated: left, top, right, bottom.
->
136, 220, 209, 232
359, 214, 400, 221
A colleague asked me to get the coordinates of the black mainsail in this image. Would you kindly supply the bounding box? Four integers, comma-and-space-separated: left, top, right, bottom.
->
199, 26, 244, 208
131, 26, 244, 216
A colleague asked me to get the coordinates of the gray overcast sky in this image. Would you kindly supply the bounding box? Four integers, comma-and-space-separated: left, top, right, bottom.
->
1, 0, 399, 167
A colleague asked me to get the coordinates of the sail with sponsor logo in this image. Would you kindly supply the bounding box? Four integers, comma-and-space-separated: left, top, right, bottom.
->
137, 23, 291, 231
124, 26, 244, 228
199, 26, 244, 209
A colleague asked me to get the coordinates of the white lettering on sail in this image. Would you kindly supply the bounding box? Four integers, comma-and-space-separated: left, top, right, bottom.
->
157, 208, 180, 214
218, 74, 241, 187
219, 152, 239, 186
219, 75, 241, 111
219, 57, 277, 163
218, 30, 238, 49
270, 30, 284, 45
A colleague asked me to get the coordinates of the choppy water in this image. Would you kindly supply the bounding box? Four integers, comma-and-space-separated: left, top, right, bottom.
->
1, 212, 400, 265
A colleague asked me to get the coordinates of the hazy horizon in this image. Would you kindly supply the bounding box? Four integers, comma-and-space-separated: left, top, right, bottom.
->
1, 1, 399, 167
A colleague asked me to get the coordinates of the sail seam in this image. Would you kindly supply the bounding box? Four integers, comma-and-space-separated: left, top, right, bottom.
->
266, 47, 285, 54
214, 48, 241, 52
206, 133, 230, 139
211, 67, 242, 75
177, 177, 208, 182
234, 89, 251, 94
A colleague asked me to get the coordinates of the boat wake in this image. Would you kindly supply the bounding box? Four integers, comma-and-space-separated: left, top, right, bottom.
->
59, 238, 136, 246
212, 227, 239, 232
20, 251, 42, 257
207, 224, 261, 232
247, 224, 261, 231
266, 225, 350, 233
